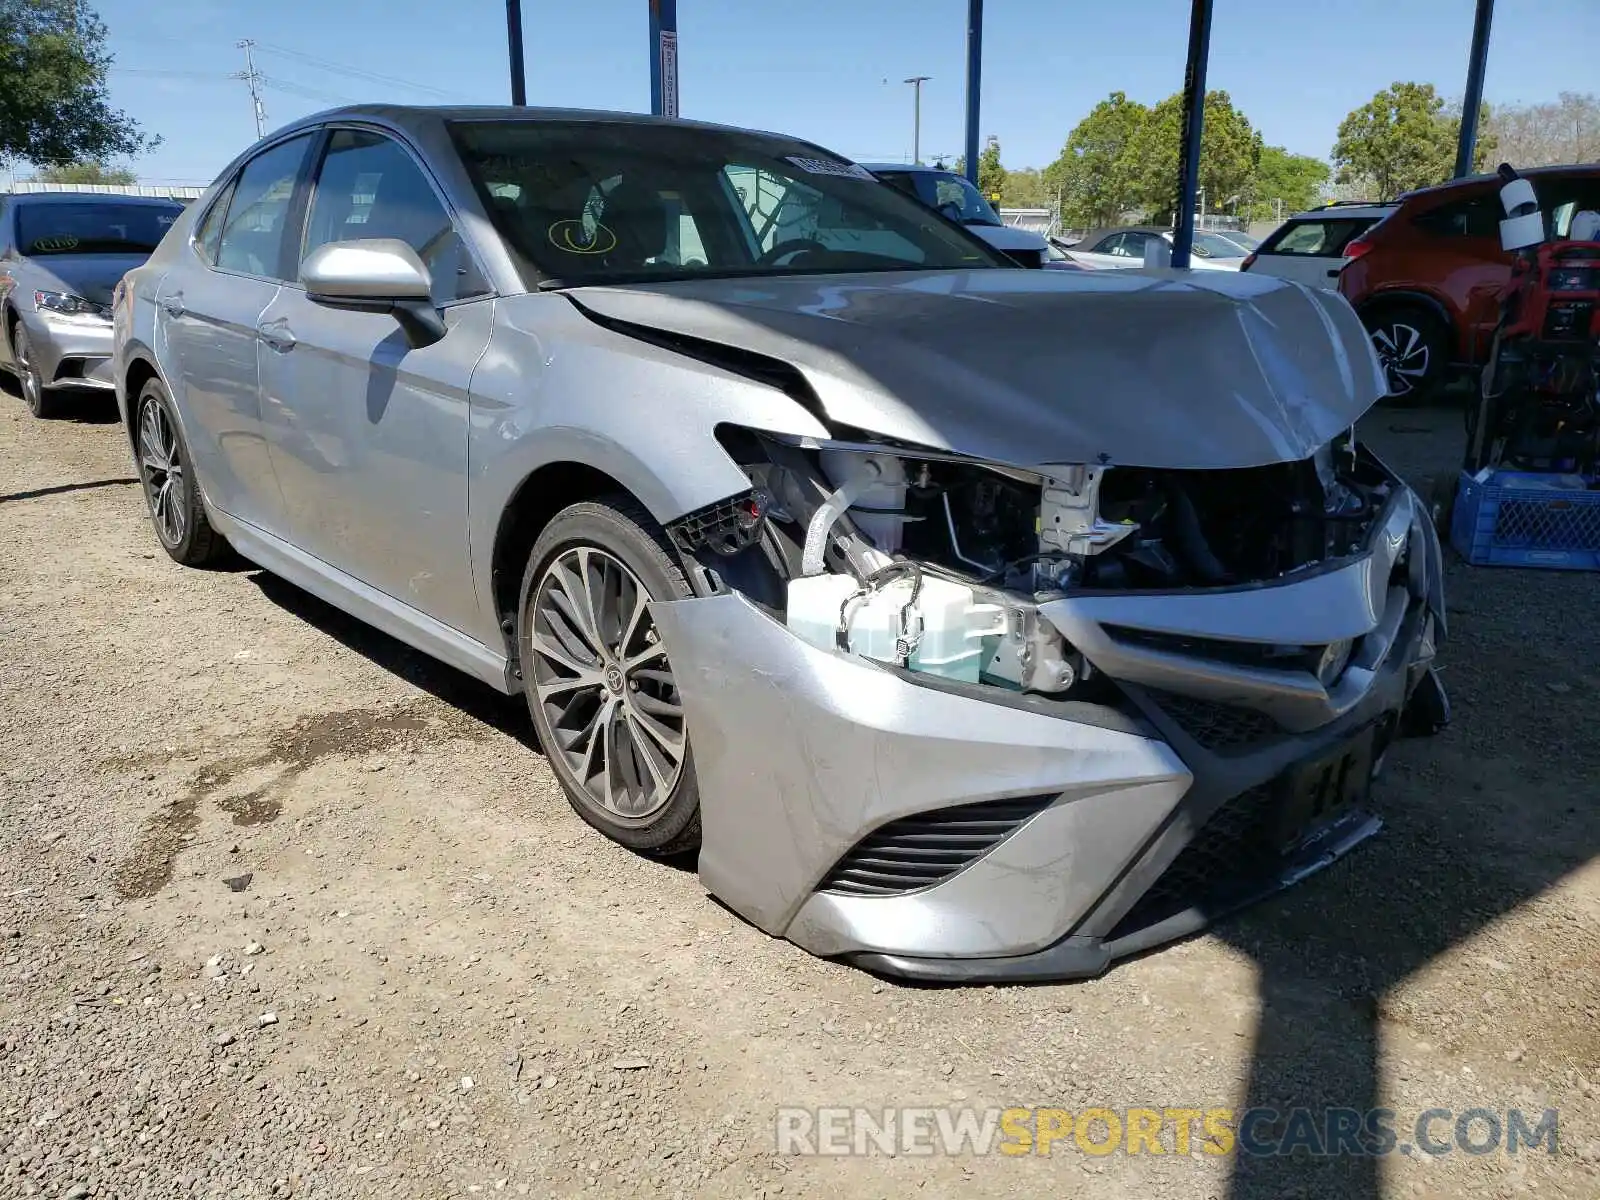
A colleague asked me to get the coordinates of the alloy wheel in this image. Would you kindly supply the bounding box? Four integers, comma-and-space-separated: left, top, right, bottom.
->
1371, 322, 1430, 396
528, 546, 686, 822
138, 398, 187, 546
14, 328, 43, 414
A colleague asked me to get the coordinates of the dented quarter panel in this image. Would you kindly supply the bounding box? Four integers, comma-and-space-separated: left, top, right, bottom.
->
567, 267, 1388, 472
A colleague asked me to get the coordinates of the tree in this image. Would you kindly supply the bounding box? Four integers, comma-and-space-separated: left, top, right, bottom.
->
1332, 82, 1493, 201
1485, 92, 1600, 168
977, 135, 1006, 205
1044, 91, 1149, 230
0, 0, 155, 168
36, 159, 135, 184
1000, 166, 1050, 210
1122, 89, 1261, 224
1248, 146, 1330, 221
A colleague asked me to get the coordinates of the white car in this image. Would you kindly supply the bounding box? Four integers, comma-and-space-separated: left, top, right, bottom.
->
864, 164, 1054, 268
1066, 226, 1248, 271
1239, 202, 1396, 290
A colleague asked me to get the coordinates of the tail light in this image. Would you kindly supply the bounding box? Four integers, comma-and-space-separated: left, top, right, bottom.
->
1342, 237, 1374, 262
1240, 252, 1257, 271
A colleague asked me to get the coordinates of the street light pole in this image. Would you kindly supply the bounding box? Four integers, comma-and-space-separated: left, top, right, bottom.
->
904, 76, 930, 165
506, 0, 526, 106
1454, 0, 1495, 177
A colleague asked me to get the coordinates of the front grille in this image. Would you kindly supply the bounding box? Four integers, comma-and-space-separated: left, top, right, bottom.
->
1111, 782, 1281, 934
1145, 689, 1282, 753
1106, 625, 1316, 671
818, 795, 1057, 897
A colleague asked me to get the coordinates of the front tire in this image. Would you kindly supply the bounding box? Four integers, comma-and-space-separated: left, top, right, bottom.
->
12, 323, 60, 419
134, 378, 227, 566
1366, 306, 1449, 404
517, 497, 700, 855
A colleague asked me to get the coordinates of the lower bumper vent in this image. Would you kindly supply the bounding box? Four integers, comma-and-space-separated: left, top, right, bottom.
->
1146, 689, 1282, 753
1110, 783, 1280, 935
819, 795, 1057, 897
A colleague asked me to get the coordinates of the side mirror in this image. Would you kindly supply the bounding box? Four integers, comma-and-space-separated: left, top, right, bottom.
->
300, 238, 444, 347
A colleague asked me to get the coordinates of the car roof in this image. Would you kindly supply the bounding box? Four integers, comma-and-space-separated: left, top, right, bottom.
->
1399, 161, 1600, 203
1287, 202, 1396, 220
273, 103, 793, 143
4, 191, 184, 207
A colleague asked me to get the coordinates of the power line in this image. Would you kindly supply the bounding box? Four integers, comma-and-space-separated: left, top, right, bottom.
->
259, 75, 358, 107
253, 41, 463, 100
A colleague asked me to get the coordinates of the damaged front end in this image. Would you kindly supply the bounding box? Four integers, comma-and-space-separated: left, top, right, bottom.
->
652, 422, 1447, 983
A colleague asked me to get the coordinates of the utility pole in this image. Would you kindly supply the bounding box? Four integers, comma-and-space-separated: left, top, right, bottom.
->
1454, 0, 1495, 177
904, 76, 929, 166
233, 40, 267, 140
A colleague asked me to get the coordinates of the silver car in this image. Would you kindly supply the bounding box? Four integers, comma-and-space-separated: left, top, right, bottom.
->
113, 105, 1449, 983
1, 192, 185, 417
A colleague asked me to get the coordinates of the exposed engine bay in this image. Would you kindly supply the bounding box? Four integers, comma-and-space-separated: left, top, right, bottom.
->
685, 429, 1397, 699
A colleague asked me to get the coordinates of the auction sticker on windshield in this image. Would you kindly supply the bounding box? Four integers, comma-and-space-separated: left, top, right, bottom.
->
785, 156, 875, 181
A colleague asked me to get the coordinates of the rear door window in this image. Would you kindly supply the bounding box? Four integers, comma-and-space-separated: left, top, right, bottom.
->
215, 133, 316, 280
1413, 194, 1500, 240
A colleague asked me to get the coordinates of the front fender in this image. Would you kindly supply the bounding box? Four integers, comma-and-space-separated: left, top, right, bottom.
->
465, 292, 832, 647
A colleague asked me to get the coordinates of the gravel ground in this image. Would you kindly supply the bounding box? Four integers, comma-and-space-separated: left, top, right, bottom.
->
0, 382, 1596, 1200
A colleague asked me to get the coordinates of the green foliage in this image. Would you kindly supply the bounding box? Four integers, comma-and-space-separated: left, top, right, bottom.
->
1043, 91, 1149, 229
0, 0, 155, 168
35, 159, 135, 184
1123, 90, 1262, 224
1248, 146, 1330, 221
977, 135, 1005, 204
1000, 166, 1049, 209
1332, 82, 1493, 201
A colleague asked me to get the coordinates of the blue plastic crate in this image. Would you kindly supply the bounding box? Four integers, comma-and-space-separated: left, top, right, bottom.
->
1450, 469, 1600, 571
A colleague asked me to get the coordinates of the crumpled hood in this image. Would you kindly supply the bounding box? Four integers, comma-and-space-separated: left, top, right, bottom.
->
567, 268, 1387, 471
23, 254, 148, 307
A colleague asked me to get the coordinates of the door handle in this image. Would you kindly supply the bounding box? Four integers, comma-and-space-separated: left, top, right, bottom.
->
160, 294, 185, 317
1326, 268, 1341, 277
257, 320, 296, 352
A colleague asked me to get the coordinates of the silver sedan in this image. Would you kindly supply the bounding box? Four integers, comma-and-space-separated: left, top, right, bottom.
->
0, 192, 184, 417
113, 105, 1449, 983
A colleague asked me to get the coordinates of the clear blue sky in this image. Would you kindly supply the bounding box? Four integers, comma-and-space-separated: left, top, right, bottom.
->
94, 0, 1600, 185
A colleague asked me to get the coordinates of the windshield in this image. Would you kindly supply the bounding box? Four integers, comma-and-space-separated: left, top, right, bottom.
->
17, 202, 183, 256
450, 121, 1006, 287
1192, 231, 1248, 259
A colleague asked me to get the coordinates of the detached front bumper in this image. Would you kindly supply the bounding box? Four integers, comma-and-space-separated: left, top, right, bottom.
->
650, 487, 1445, 983
27, 312, 116, 390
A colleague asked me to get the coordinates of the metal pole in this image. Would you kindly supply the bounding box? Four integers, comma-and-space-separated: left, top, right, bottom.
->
1169, 0, 1214, 269
963, 0, 983, 185
904, 76, 929, 165
650, 0, 679, 117
235, 40, 267, 141
506, 0, 526, 106
1454, 0, 1495, 178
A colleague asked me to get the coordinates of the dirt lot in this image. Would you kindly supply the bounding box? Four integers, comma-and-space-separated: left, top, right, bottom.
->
0, 382, 1596, 1200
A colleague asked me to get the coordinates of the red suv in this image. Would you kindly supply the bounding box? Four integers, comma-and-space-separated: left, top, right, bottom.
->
1338, 163, 1600, 400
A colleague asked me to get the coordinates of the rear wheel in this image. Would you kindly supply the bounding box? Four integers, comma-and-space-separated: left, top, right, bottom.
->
134, 378, 228, 566
517, 498, 700, 855
1366, 306, 1449, 404
11, 323, 60, 419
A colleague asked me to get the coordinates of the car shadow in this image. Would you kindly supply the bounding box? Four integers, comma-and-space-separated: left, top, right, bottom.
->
246, 569, 536, 750
0, 372, 121, 423
1216, 404, 1598, 1198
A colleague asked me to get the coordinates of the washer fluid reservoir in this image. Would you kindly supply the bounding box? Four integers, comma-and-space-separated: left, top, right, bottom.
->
786, 574, 1004, 683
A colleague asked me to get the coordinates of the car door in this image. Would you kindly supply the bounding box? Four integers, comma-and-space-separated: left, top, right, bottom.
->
1069, 233, 1132, 269
1249, 217, 1378, 289
256, 126, 493, 635
156, 132, 317, 531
